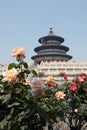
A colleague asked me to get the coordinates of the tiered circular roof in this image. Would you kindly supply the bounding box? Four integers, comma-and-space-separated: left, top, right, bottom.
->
38, 27, 64, 44
31, 27, 72, 64
34, 44, 69, 52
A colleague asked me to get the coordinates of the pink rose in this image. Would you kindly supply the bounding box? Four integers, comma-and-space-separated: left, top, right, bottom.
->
70, 82, 77, 92
31, 79, 46, 96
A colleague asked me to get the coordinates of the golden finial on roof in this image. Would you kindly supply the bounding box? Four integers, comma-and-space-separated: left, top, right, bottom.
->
49, 26, 53, 34
50, 26, 53, 31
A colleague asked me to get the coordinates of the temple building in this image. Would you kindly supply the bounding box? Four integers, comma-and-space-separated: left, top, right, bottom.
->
31, 27, 72, 64
31, 27, 87, 82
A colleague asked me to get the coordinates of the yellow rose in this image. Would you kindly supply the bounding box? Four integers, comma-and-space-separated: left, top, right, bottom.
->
55, 91, 65, 99
12, 47, 25, 60
45, 76, 54, 84
3, 68, 17, 82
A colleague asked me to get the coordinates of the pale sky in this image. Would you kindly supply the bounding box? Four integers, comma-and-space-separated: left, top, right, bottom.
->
0, 0, 87, 64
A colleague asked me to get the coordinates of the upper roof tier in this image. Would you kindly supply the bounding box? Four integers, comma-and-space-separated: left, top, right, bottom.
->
38, 27, 64, 44
34, 44, 69, 52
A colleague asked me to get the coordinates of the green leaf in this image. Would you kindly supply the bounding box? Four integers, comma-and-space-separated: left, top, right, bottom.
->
56, 117, 61, 123
8, 102, 20, 108
10, 108, 14, 114
0, 118, 8, 129
0, 114, 11, 129
0, 94, 11, 104
23, 62, 28, 69
24, 70, 31, 74
0, 81, 8, 86
18, 111, 25, 122
31, 70, 38, 76
8, 63, 16, 70
30, 107, 37, 116
20, 125, 28, 130
25, 93, 31, 100
0, 64, 4, 66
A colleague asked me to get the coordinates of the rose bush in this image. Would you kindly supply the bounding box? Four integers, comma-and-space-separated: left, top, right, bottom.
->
0, 47, 87, 130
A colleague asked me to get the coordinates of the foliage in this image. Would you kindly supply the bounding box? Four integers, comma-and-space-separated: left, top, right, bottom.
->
0, 47, 87, 130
